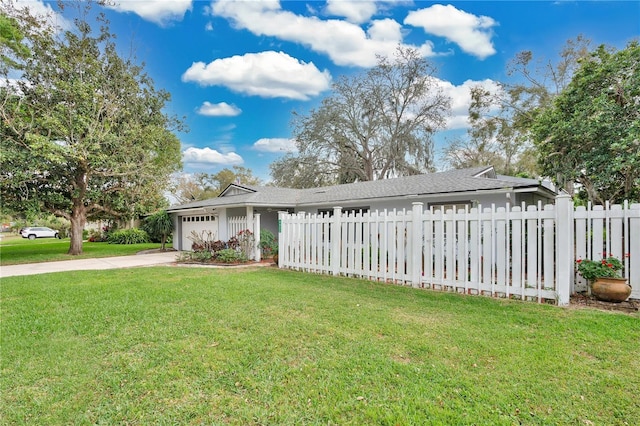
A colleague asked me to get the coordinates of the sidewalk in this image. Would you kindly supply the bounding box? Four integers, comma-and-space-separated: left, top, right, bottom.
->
0, 251, 179, 278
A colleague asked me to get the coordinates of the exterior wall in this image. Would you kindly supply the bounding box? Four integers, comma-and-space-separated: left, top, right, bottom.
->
227, 207, 247, 217
515, 192, 555, 207
258, 211, 279, 237
173, 214, 181, 250
295, 192, 549, 216
171, 190, 554, 250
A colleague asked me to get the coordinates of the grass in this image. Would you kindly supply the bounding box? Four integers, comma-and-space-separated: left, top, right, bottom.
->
0, 234, 169, 265
2, 267, 639, 425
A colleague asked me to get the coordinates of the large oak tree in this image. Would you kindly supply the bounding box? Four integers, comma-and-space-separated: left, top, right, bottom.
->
270, 47, 451, 188
0, 3, 182, 254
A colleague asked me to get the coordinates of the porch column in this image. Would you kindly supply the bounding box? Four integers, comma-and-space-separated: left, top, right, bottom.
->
245, 206, 253, 227
245, 205, 254, 235
217, 209, 227, 241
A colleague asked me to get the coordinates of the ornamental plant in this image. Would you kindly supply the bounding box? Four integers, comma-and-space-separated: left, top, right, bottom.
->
575, 254, 628, 282
236, 229, 255, 259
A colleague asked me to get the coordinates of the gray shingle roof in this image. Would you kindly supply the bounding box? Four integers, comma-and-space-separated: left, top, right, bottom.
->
167, 166, 553, 211
166, 186, 299, 211
295, 166, 546, 205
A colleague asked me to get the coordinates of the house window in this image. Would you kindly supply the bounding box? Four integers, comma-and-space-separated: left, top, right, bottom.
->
318, 206, 370, 217
429, 202, 472, 213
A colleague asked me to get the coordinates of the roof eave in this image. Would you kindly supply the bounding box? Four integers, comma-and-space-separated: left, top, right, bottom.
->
297, 186, 551, 208
168, 201, 296, 214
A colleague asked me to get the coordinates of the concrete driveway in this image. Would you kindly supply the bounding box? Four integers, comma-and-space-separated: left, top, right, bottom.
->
0, 251, 179, 278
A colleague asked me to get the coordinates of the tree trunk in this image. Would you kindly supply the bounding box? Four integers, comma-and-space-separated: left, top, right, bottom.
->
68, 203, 87, 255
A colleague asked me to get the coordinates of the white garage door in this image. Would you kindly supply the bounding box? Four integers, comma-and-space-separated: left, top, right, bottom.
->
180, 214, 218, 250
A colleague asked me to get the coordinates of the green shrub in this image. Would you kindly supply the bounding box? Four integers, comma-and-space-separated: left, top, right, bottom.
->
107, 228, 150, 244
216, 248, 246, 263
260, 229, 278, 257
87, 229, 105, 242
176, 251, 212, 262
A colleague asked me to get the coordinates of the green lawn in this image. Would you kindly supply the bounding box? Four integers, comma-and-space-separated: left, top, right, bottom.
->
0, 235, 169, 265
2, 267, 638, 425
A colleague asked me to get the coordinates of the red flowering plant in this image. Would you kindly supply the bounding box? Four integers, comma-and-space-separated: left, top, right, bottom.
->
575, 253, 628, 282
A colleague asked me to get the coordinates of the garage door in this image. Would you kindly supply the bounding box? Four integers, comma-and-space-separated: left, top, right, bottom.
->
180, 214, 218, 250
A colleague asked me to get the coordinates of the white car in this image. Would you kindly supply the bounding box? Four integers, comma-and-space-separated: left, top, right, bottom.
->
20, 227, 60, 240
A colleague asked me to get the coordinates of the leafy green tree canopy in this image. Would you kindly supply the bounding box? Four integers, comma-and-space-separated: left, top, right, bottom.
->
532, 41, 640, 204
0, 2, 182, 254
0, 12, 30, 74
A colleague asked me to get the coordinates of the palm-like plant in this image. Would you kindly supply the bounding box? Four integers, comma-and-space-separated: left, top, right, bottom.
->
143, 211, 173, 250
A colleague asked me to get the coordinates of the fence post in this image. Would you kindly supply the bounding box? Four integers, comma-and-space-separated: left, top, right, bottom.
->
277, 211, 286, 268
556, 194, 574, 306
331, 207, 342, 276
411, 202, 423, 288
253, 213, 261, 262
629, 204, 640, 298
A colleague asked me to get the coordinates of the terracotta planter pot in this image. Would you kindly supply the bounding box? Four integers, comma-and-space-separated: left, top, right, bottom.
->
591, 277, 632, 303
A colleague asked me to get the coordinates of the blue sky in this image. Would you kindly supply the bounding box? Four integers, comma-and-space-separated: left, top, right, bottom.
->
17, 1, 640, 182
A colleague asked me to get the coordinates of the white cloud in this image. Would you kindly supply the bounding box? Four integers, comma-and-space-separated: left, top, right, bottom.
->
205, 21, 214, 31
182, 51, 332, 100
405, 5, 497, 59
367, 18, 403, 42
325, 0, 378, 24
197, 101, 242, 117
253, 138, 298, 153
210, 0, 436, 67
183, 147, 243, 165
104, 0, 192, 26
437, 79, 502, 129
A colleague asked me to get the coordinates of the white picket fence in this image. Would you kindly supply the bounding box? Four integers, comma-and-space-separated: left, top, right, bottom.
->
278, 195, 640, 305
228, 216, 248, 238
226, 215, 261, 261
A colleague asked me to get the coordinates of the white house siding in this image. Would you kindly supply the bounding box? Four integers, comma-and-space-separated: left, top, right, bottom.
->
295, 192, 543, 217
